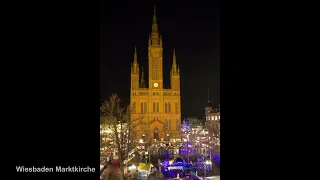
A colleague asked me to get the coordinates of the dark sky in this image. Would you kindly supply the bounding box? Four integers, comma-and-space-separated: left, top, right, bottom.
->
100, 1, 220, 117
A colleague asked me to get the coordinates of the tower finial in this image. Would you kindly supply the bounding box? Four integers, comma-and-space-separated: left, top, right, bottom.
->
150, 6, 159, 46
173, 48, 176, 65
153, 6, 157, 26
134, 46, 137, 63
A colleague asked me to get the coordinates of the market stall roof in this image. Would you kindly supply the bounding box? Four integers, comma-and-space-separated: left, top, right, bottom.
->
138, 163, 151, 171
166, 146, 175, 150
157, 146, 166, 150
127, 156, 140, 164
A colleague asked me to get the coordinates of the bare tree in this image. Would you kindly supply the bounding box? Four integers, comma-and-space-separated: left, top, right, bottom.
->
100, 94, 143, 180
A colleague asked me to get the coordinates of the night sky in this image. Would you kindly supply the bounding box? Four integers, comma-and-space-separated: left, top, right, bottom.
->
100, 1, 220, 117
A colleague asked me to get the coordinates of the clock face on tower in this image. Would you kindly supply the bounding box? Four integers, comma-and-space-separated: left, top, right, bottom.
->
153, 83, 158, 87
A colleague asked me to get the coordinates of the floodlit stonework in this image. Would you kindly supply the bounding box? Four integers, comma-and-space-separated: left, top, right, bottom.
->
130, 7, 181, 141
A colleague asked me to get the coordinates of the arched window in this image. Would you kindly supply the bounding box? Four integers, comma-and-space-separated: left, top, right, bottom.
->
153, 102, 156, 112
168, 102, 171, 113
144, 102, 147, 113
176, 120, 180, 130
132, 102, 136, 113
165, 102, 167, 113
157, 102, 159, 112
141, 102, 143, 113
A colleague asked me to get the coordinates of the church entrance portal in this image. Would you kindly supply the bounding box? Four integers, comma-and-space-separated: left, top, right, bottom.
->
154, 128, 159, 140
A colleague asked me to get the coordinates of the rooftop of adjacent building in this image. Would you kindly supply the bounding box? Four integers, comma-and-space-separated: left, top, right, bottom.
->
182, 116, 206, 127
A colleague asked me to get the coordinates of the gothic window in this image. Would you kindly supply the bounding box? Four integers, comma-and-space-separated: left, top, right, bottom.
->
132, 102, 136, 113
153, 102, 156, 112
169, 120, 171, 130
165, 102, 167, 113
144, 102, 147, 113
141, 102, 144, 113
152, 64, 156, 79
168, 102, 171, 113
156, 102, 159, 112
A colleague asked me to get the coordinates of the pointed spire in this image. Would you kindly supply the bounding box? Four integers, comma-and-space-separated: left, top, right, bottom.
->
132, 46, 139, 74
134, 46, 137, 63
153, 6, 157, 26
152, 6, 158, 33
140, 66, 146, 88
173, 48, 176, 65
171, 49, 178, 75
151, 6, 159, 45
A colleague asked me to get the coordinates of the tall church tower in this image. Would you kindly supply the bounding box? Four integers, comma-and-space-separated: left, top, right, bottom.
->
130, 7, 181, 141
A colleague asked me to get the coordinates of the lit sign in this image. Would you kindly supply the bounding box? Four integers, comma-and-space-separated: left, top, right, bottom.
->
168, 166, 183, 170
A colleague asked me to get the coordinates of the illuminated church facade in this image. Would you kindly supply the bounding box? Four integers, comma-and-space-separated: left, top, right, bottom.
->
130, 7, 181, 141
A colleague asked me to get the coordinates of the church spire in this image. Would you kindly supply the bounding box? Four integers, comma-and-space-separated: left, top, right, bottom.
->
172, 49, 178, 74
131, 46, 139, 74
152, 6, 157, 27
134, 46, 138, 63
173, 48, 177, 65
150, 6, 159, 46
140, 66, 146, 88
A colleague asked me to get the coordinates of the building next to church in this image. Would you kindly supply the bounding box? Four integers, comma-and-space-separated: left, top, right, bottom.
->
183, 116, 205, 129
205, 100, 220, 138
130, 7, 181, 141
